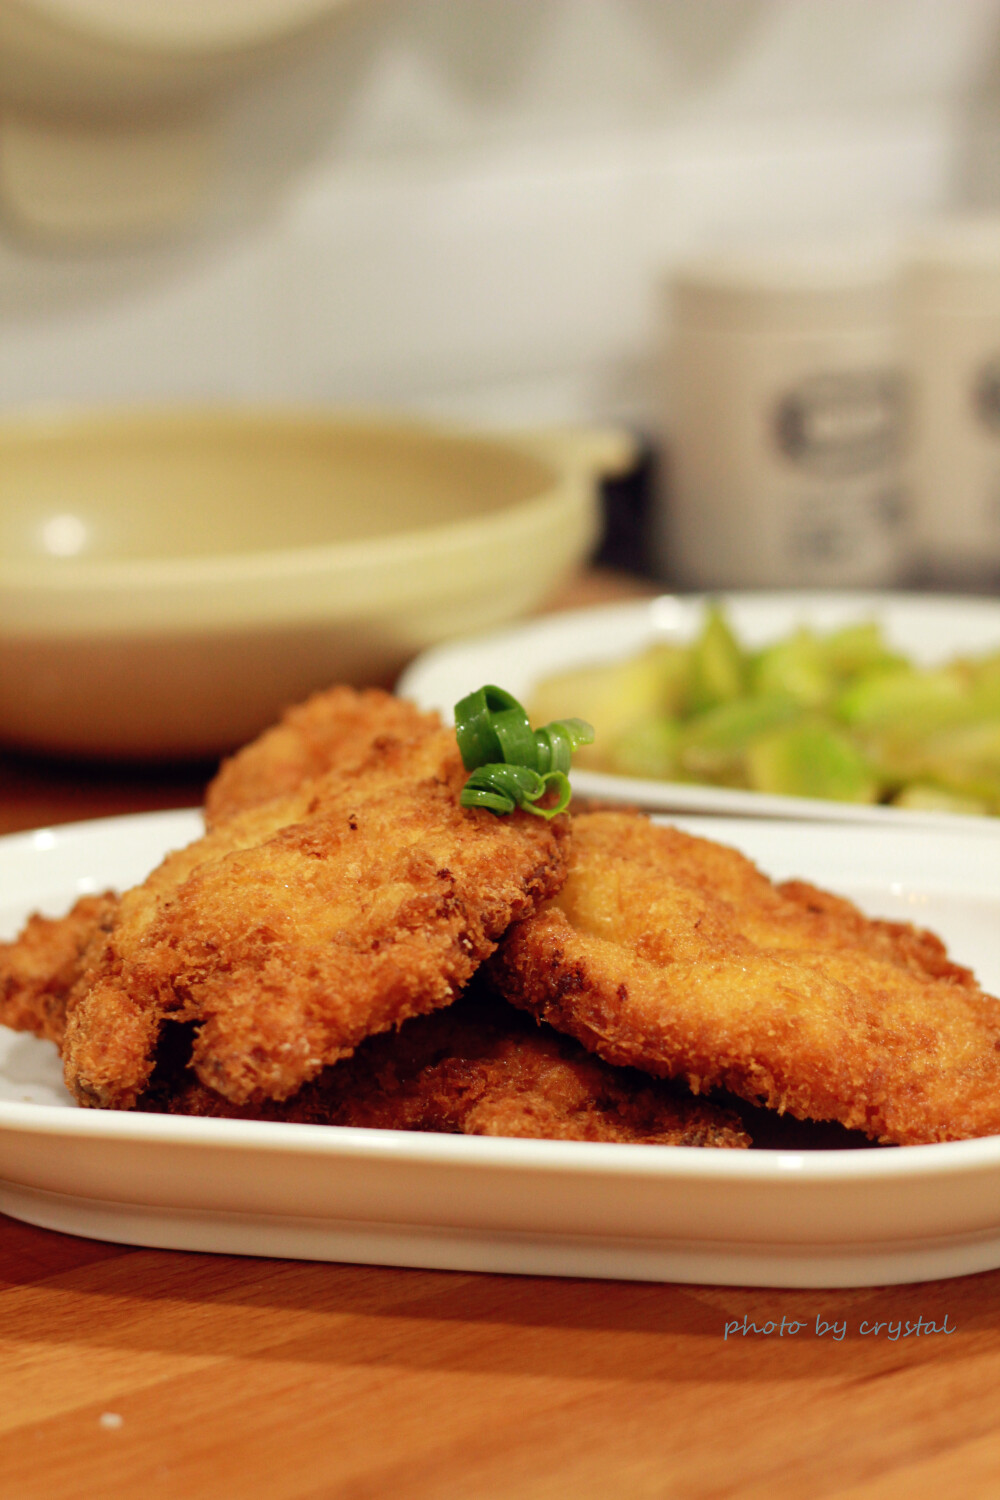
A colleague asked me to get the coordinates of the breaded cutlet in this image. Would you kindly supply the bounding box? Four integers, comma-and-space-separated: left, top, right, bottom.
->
489, 809, 1000, 1146
2, 690, 452, 1051
62, 721, 569, 1111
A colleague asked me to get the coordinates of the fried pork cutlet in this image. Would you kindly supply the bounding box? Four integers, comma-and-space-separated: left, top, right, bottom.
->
61, 722, 569, 1112
489, 810, 1000, 1146
0, 690, 441, 1047
137, 987, 750, 1147
0, 893, 116, 1046
205, 686, 440, 827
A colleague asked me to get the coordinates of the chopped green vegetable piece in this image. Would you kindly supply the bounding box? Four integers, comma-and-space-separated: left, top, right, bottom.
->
965, 650, 1000, 692
746, 722, 880, 803
676, 695, 802, 783
646, 643, 694, 713
609, 717, 681, 780
915, 719, 1000, 786
818, 619, 906, 679
527, 645, 685, 769
749, 627, 831, 708
962, 678, 1000, 721
835, 666, 966, 732
686, 603, 746, 714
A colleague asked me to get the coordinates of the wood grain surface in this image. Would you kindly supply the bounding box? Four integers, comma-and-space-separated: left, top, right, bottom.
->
3, 567, 1000, 1499
2, 1221, 999, 1500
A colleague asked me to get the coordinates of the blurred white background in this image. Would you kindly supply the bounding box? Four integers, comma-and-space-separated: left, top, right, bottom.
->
2, 0, 1000, 431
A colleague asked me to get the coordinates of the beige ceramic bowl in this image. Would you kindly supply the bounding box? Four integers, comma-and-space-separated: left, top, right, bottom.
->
0, 408, 626, 759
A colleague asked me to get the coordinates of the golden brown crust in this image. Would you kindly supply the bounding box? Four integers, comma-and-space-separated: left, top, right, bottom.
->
0, 893, 117, 1045
62, 724, 569, 1112
2, 691, 444, 1052
776, 879, 977, 985
488, 811, 1000, 1146
137, 988, 750, 1147
204, 686, 441, 827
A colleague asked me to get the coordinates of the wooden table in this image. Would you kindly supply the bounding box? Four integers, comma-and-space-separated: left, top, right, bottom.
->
3, 568, 1000, 1500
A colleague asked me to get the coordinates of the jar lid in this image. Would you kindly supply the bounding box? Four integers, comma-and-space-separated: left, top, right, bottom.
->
670, 240, 899, 334
903, 217, 1000, 317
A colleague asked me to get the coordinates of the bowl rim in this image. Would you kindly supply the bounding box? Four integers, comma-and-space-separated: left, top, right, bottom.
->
0, 404, 581, 592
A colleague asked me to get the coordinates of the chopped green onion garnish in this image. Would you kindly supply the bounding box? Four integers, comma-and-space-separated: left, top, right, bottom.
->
454, 685, 593, 818
455, 685, 526, 769
460, 763, 572, 819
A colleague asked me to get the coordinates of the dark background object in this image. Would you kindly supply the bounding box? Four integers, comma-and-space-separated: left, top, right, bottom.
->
594, 434, 660, 579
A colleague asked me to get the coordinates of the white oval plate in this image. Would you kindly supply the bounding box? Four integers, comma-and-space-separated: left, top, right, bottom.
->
2, 808, 1000, 1287
398, 590, 1000, 830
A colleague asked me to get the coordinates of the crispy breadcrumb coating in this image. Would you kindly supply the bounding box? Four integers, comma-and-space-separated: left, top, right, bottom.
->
0, 893, 116, 1045
205, 686, 440, 826
62, 724, 568, 1111
2, 690, 442, 1047
488, 810, 1000, 1146
137, 987, 750, 1147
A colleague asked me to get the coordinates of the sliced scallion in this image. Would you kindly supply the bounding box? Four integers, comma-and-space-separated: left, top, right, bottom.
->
454, 684, 593, 818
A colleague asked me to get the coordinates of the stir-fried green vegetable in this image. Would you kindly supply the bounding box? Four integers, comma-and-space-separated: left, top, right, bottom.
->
528, 606, 1000, 815
454, 685, 593, 818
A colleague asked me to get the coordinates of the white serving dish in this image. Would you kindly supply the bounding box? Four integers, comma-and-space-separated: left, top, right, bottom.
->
2, 807, 1000, 1288
399, 590, 1000, 831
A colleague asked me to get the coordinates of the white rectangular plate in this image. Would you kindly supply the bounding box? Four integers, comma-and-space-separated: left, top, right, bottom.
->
398, 590, 1000, 831
2, 808, 1000, 1287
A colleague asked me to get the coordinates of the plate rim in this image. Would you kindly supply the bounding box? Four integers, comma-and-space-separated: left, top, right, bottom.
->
4, 1094, 1000, 1185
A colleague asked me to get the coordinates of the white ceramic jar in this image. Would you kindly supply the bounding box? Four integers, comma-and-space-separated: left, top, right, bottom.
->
655, 246, 907, 590
903, 220, 1000, 588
